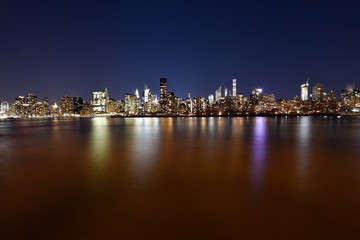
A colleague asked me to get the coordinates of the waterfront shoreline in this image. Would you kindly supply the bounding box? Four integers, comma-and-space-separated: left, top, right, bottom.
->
2, 113, 360, 120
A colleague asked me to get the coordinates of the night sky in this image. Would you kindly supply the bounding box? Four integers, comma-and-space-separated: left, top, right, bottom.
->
1, 0, 360, 103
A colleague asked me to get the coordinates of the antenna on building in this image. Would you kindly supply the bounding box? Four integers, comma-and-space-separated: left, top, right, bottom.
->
306, 77, 310, 85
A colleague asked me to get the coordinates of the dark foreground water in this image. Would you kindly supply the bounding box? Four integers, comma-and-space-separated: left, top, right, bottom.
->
1, 117, 360, 239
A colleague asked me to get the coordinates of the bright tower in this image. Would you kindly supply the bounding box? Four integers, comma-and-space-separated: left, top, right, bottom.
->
232, 79, 236, 97
301, 78, 309, 101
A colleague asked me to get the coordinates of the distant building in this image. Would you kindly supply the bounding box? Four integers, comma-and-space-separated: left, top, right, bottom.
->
186, 91, 193, 113
166, 92, 175, 113
27, 94, 37, 105
143, 88, 150, 103
160, 77, 167, 112
353, 89, 360, 107
232, 79, 237, 97
311, 83, 324, 102
0, 101, 9, 113
14, 96, 26, 117
341, 90, 352, 106
328, 90, 336, 102
249, 88, 263, 105
60, 96, 74, 115
215, 86, 222, 102
73, 97, 84, 114
80, 102, 93, 116
50, 103, 60, 116
125, 93, 137, 114
92, 89, 108, 113
208, 94, 214, 105
43, 98, 50, 116
16, 96, 25, 104
301, 79, 309, 101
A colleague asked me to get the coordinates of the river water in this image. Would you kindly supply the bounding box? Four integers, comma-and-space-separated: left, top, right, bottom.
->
1, 117, 360, 239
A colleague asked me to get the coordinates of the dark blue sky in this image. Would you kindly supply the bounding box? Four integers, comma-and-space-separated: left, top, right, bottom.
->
1, 0, 360, 102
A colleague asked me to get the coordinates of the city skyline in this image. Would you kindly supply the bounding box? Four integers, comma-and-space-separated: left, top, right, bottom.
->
2, 76, 360, 118
0, 75, 358, 104
1, 1, 360, 102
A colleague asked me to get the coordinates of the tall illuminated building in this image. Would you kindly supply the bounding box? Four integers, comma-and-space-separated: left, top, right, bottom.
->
186, 90, 193, 113
60, 96, 74, 115
92, 88, 109, 113
143, 88, 150, 103
353, 89, 360, 107
249, 88, 263, 105
208, 94, 214, 105
13, 96, 25, 117
16, 96, 25, 105
341, 90, 352, 106
232, 79, 236, 97
224, 87, 228, 97
301, 79, 309, 101
328, 90, 336, 102
125, 93, 137, 114
27, 93, 37, 105
43, 98, 50, 116
160, 77, 167, 112
311, 83, 324, 102
0, 101, 9, 113
215, 86, 222, 102
166, 92, 175, 113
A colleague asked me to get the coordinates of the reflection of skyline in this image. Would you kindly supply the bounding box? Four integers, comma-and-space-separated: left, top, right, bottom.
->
130, 118, 161, 176
2, 117, 360, 239
296, 117, 311, 178
89, 118, 111, 168
251, 117, 267, 186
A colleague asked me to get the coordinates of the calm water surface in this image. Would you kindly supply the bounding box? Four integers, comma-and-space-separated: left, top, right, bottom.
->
1, 117, 360, 239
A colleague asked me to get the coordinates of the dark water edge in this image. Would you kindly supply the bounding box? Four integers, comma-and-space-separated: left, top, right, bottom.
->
1, 117, 360, 239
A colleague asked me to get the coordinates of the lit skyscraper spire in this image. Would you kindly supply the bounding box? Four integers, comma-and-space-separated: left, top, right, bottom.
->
232, 79, 236, 97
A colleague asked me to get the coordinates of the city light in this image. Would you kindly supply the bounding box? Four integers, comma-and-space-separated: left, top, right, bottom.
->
1, 77, 359, 118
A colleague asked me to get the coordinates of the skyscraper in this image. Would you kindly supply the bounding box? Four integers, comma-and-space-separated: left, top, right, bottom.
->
60, 96, 74, 115
301, 79, 309, 101
341, 90, 352, 106
27, 94, 37, 105
215, 86, 222, 102
328, 90, 336, 102
73, 97, 84, 114
249, 88, 263, 105
160, 77, 167, 112
92, 88, 109, 113
232, 79, 237, 97
311, 83, 324, 102
186, 90, 193, 113
208, 94, 214, 105
0, 101, 9, 113
125, 93, 137, 114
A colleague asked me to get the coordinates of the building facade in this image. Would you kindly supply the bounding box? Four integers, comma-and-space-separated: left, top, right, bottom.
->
92, 89, 108, 113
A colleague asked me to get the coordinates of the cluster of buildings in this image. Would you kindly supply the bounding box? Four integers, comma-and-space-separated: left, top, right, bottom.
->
1, 77, 360, 118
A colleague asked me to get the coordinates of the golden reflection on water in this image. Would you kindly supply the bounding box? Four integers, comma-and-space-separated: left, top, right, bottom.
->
296, 116, 311, 179
1, 117, 360, 239
130, 118, 161, 176
89, 118, 111, 164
